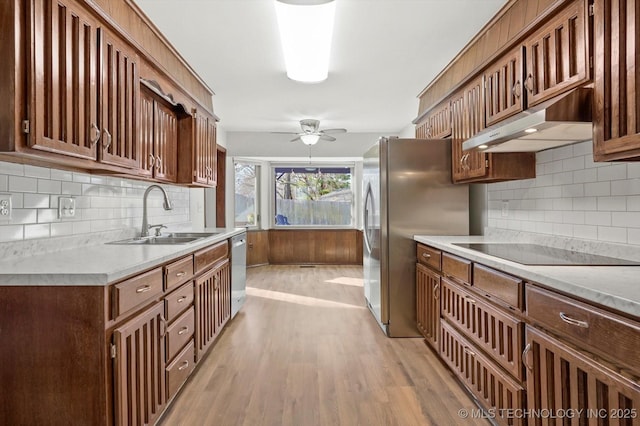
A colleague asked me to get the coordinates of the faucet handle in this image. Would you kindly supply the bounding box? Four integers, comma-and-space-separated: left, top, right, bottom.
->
148, 224, 167, 237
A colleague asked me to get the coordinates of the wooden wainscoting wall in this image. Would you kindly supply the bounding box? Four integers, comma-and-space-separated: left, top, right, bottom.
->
268, 229, 363, 265
247, 231, 269, 267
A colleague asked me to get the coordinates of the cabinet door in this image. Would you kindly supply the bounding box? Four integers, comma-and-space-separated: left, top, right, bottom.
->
195, 259, 230, 361
153, 100, 178, 182
139, 89, 154, 178
214, 259, 231, 333
525, 0, 589, 107
98, 28, 139, 168
593, 0, 640, 161
113, 301, 166, 426
416, 263, 440, 349
485, 46, 524, 126
192, 112, 209, 185
29, 0, 99, 159
524, 326, 640, 426
206, 119, 218, 186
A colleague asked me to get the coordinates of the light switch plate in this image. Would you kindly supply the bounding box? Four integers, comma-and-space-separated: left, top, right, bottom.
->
0, 193, 12, 220
501, 200, 509, 217
58, 196, 76, 218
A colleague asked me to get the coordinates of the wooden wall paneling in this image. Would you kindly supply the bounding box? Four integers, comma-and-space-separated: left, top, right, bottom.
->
0, 286, 109, 425
268, 230, 362, 265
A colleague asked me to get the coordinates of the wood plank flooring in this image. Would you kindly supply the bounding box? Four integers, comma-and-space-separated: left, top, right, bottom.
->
158, 265, 489, 426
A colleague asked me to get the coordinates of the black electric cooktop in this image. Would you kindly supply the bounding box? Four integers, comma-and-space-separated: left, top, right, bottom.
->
453, 243, 640, 266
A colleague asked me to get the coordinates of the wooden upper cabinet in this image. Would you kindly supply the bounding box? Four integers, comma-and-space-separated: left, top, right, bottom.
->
593, 0, 640, 161
139, 85, 178, 182
98, 28, 140, 169
484, 46, 524, 127
29, 0, 100, 160
177, 107, 218, 187
524, 0, 590, 107
416, 101, 451, 139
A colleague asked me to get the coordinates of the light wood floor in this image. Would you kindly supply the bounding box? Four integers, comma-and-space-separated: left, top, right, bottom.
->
158, 265, 489, 426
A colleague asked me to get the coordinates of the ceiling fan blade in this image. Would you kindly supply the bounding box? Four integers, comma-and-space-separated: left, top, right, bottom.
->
290, 136, 302, 143
320, 128, 347, 134
319, 135, 336, 142
272, 131, 300, 135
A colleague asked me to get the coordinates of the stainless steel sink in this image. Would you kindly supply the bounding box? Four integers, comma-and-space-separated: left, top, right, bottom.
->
107, 232, 219, 245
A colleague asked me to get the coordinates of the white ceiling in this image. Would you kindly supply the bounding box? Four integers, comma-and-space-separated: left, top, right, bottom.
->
135, 0, 506, 136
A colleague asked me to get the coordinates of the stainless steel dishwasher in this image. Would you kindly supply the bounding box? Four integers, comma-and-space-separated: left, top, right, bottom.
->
231, 232, 247, 318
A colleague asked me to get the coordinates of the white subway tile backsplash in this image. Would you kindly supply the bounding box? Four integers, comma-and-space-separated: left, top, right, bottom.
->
573, 197, 597, 211
611, 179, 640, 196
561, 184, 584, 198
628, 163, 640, 179
9, 176, 38, 193
584, 181, 611, 196
552, 223, 573, 237
562, 211, 585, 224
597, 196, 626, 211
597, 164, 627, 181
628, 196, 640, 211
553, 145, 575, 160
628, 228, 640, 245
611, 212, 640, 228
562, 156, 585, 172
0, 161, 190, 242
573, 225, 598, 240
585, 211, 611, 226
573, 168, 597, 183
597, 226, 627, 243
572, 141, 592, 156
536, 149, 554, 163
552, 198, 572, 211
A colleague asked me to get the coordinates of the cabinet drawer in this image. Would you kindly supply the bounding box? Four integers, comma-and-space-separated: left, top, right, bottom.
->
417, 244, 441, 271
166, 340, 195, 400
165, 282, 194, 323
440, 321, 525, 426
166, 308, 195, 362
442, 253, 471, 284
473, 264, 523, 311
194, 241, 228, 273
526, 285, 640, 373
165, 256, 194, 291
113, 267, 164, 319
441, 278, 524, 381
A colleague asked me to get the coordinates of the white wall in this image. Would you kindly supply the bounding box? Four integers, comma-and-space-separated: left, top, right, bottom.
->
487, 140, 640, 245
0, 161, 190, 242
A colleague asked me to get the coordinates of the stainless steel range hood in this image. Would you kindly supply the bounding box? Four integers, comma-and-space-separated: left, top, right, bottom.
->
463, 88, 593, 153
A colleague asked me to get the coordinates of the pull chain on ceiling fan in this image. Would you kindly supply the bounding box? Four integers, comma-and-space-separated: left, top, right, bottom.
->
273, 119, 347, 145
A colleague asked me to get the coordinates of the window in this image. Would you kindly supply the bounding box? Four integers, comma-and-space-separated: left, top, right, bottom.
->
234, 162, 260, 227
274, 166, 353, 226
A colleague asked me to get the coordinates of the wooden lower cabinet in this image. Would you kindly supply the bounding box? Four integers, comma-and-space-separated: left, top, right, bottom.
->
416, 263, 440, 349
195, 258, 231, 361
441, 321, 526, 426
112, 301, 167, 426
524, 325, 640, 426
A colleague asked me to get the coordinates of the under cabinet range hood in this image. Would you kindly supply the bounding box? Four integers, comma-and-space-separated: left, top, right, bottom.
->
463, 88, 593, 153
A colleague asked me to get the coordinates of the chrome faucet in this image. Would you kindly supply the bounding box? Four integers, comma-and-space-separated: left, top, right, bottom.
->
141, 185, 173, 237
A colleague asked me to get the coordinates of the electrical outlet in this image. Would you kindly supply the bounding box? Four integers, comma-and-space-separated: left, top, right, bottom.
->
501, 200, 509, 217
58, 196, 76, 218
0, 193, 12, 220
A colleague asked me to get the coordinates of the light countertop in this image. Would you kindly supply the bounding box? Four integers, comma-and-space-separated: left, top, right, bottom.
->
0, 228, 245, 286
414, 235, 640, 318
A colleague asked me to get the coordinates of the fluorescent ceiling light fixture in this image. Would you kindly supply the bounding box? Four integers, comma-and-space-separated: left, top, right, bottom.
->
274, 0, 336, 83
300, 134, 320, 145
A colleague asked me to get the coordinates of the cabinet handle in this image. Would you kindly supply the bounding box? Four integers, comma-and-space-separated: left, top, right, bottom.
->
160, 316, 167, 337
90, 123, 101, 146
177, 296, 187, 303
433, 282, 440, 299
559, 312, 589, 328
522, 343, 533, 371
512, 81, 521, 98
422, 253, 431, 259
102, 129, 112, 150
178, 360, 190, 371
463, 346, 476, 357
175, 271, 186, 277
148, 154, 155, 167
156, 156, 162, 171
213, 275, 219, 290
136, 285, 151, 293
465, 296, 476, 304
524, 73, 534, 93
178, 326, 189, 335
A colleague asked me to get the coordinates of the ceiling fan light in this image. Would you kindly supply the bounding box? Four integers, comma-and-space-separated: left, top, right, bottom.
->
274, 0, 336, 83
300, 134, 320, 145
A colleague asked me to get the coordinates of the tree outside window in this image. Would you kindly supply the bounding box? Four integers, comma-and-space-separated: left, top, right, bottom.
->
235, 162, 259, 227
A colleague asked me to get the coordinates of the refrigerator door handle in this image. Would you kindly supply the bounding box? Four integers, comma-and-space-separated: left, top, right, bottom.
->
363, 182, 374, 255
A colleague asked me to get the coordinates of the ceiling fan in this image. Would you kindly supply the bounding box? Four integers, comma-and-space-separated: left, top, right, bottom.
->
273, 119, 347, 145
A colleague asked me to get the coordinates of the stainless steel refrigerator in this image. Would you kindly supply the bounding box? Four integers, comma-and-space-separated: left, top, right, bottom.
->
363, 137, 469, 337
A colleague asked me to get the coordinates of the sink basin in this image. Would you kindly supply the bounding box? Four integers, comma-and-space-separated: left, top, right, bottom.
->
108, 236, 203, 245
164, 232, 219, 238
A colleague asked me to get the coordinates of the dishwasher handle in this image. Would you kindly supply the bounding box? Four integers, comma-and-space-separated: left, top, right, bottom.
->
232, 238, 246, 248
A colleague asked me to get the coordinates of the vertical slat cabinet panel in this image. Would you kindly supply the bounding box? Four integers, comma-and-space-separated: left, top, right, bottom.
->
29, 0, 99, 159
462, 76, 488, 180
484, 46, 524, 126
441, 322, 526, 426
524, 0, 589, 106
153, 100, 177, 183
524, 326, 640, 426
195, 267, 217, 361
450, 92, 466, 181
207, 119, 218, 186
215, 259, 231, 333
113, 301, 166, 426
416, 263, 440, 349
593, 0, 640, 161
138, 89, 154, 178
192, 111, 208, 185
99, 28, 139, 168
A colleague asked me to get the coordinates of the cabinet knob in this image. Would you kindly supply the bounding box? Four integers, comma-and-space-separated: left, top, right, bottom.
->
463, 346, 476, 357
176, 271, 186, 277
512, 81, 521, 98
422, 253, 431, 259
102, 129, 112, 150
524, 73, 534, 93
90, 123, 101, 146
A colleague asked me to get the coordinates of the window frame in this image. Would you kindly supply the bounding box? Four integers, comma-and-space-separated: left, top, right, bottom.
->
233, 160, 261, 229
